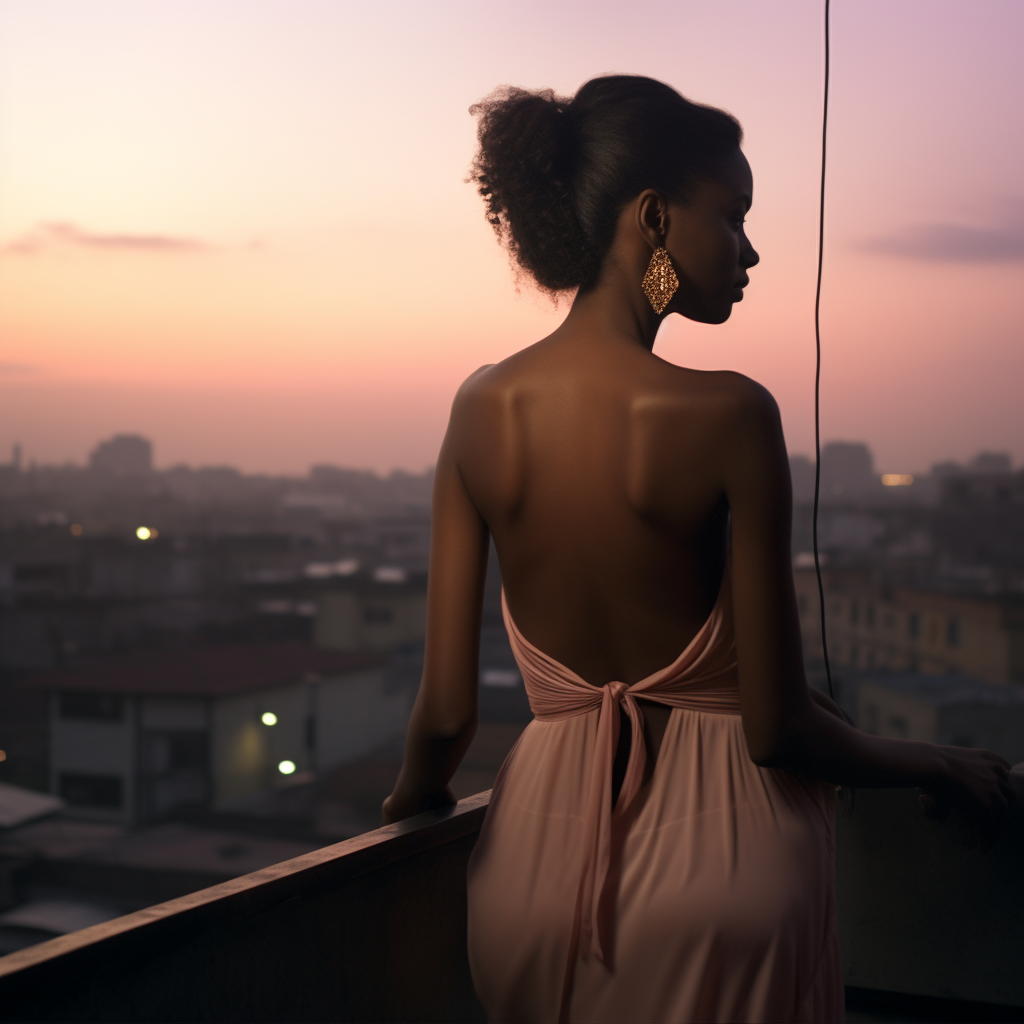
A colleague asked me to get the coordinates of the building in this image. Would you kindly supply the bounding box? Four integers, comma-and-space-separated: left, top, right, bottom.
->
788, 443, 879, 505
27, 644, 409, 824
88, 435, 153, 476
935, 467, 1024, 573
794, 566, 1024, 683
852, 672, 1024, 764
313, 569, 427, 652
820, 441, 876, 501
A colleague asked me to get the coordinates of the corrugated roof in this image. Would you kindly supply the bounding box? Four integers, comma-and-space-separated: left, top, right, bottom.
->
25, 644, 385, 697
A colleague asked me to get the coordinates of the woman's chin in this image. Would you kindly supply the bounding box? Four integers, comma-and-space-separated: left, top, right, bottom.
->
682, 307, 732, 326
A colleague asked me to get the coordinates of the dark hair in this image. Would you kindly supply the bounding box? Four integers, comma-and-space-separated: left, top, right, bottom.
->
469, 75, 742, 293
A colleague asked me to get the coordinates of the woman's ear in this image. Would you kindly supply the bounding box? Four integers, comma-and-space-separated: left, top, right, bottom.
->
635, 190, 670, 248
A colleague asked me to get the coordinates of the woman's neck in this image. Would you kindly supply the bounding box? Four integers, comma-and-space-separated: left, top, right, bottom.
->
555, 257, 663, 354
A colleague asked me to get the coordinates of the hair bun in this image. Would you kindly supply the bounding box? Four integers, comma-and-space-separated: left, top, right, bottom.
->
470, 76, 742, 295
469, 87, 599, 292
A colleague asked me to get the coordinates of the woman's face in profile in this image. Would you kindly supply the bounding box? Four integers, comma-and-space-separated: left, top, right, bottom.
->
665, 147, 759, 325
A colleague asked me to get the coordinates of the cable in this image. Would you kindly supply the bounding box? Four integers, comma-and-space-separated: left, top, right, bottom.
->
813, 0, 835, 701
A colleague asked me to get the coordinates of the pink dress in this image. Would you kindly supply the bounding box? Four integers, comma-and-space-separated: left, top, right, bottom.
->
466, 568, 843, 1022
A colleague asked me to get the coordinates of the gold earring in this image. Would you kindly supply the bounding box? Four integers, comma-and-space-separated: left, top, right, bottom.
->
642, 246, 679, 314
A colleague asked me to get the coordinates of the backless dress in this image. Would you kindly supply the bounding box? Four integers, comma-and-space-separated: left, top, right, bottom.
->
466, 563, 843, 1022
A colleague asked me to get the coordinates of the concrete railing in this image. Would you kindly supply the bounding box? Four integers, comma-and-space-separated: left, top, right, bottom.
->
0, 793, 489, 1022
1, 776, 1022, 1022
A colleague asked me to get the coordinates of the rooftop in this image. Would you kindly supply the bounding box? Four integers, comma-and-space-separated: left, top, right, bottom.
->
24, 643, 385, 697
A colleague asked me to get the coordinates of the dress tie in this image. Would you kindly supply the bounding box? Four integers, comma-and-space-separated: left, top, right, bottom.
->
579, 678, 647, 963
499, 580, 740, 980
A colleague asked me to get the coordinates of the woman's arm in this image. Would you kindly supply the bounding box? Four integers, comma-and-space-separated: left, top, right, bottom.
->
721, 380, 1014, 848
809, 685, 850, 725
382, 392, 490, 824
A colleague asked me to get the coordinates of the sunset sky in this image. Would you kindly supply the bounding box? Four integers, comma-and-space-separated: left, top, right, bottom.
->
1, 0, 1021, 475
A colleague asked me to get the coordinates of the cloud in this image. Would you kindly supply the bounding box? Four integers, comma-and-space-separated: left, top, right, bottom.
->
2, 221, 212, 256
860, 222, 1024, 262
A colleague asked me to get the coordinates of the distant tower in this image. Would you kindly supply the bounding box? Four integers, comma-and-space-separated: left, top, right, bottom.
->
89, 434, 153, 475
820, 441, 875, 499
788, 454, 816, 504
969, 451, 1012, 474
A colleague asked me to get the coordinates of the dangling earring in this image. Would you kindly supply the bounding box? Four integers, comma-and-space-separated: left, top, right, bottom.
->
642, 246, 679, 315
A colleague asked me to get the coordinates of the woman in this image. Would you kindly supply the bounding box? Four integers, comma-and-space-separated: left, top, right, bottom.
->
383, 75, 1013, 1022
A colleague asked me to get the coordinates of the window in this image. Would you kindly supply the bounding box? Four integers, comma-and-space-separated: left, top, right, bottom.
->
907, 612, 921, 639
59, 692, 123, 721
168, 732, 207, 770
142, 732, 208, 772
946, 617, 961, 648
362, 606, 393, 624
59, 772, 123, 808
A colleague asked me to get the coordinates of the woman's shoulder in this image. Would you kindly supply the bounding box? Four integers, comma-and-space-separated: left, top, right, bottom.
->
447, 351, 782, 449
447, 342, 550, 413
639, 362, 781, 433
447, 362, 510, 425
443, 359, 530, 454
658, 362, 775, 403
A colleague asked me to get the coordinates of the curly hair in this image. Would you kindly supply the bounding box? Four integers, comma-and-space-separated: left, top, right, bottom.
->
469, 75, 742, 295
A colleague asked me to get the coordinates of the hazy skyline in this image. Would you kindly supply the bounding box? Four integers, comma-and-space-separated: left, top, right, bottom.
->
1, 0, 1022, 474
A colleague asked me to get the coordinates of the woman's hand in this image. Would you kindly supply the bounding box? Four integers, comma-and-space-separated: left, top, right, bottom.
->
917, 746, 1016, 854
382, 785, 458, 826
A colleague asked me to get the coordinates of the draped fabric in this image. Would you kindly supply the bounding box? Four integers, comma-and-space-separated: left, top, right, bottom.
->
467, 568, 844, 1023
500, 571, 740, 972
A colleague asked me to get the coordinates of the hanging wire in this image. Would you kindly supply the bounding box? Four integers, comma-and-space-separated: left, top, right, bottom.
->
813, 0, 835, 701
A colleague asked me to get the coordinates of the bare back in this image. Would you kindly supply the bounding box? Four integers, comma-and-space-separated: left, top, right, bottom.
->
450, 333, 749, 689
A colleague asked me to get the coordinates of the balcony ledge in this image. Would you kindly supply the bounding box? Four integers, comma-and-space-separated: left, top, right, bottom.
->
0, 792, 489, 1022
2, 783, 1023, 1022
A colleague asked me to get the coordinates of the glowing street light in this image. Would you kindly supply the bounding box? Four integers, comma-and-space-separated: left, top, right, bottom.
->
136, 526, 158, 540
278, 760, 296, 775
261, 712, 278, 726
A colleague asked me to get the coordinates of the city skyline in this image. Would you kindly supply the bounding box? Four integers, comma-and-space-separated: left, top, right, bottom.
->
1, 0, 1022, 474
2, 429, 1016, 482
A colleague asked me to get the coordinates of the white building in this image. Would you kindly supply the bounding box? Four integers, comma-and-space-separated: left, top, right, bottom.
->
30, 645, 410, 823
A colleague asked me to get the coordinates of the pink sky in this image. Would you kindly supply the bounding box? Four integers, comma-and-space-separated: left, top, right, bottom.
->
1, 0, 1021, 475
